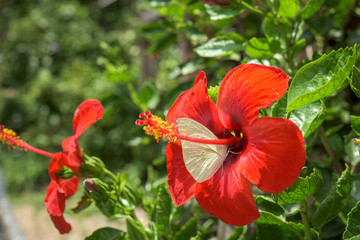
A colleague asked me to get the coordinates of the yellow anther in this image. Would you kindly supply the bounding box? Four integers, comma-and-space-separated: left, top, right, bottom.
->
0, 126, 27, 151
353, 138, 360, 144
137, 113, 179, 143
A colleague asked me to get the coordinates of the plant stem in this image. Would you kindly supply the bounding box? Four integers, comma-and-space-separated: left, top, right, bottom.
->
279, 21, 296, 74
300, 200, 312, 240
318, 125, 343, 174
242, 1, 265, 16
103, 168, 117, 181
318, 225, 323, 240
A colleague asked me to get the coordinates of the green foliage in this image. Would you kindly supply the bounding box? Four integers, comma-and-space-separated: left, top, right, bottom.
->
126, 218, 150, 240
312, 165, 352, 228
287, 46, 357, 112
1, 0, 360, 239
344, 201, 360, 239
85, 227, 126, 240
272, 93, 326, 138
277, 168, 323, 205
195, 33, 245, 58
174, 215, 199, 240
152, 185, 173, 238
350, 66, 360, 98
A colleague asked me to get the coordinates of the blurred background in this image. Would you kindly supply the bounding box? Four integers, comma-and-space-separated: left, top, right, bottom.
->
0, 0, 359, 239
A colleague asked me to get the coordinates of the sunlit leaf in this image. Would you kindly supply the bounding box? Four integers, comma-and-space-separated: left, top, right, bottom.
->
277, 0, 300, 19
271, 93, 326, 138
208, 85, 219, 102
287, 46, 356, 112
245, 37, 280, 59
194, 33, 245, 58
205, 4, 245, 21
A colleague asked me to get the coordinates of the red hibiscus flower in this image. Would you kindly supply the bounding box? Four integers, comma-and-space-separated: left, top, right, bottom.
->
45, 99, 103, 233
0, 99, 103, 234
136, 64, 305, 225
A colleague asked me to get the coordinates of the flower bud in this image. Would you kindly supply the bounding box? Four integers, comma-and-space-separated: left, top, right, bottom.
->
55, 166, 75, 179
84, 178, 109, 202
78, 154, 105, 177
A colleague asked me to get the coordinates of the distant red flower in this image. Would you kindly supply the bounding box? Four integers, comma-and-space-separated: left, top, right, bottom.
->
0, 99, 103, 234
45, 99, 103, 233
137, 64, 305, 225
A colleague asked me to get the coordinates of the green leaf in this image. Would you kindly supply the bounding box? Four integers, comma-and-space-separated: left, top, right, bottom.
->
194, 33, 245, 58
344, 201, 360, 239
301, 0, 325, 20
245, 37, 280, 59
174, 215, 199, 240
208, 85, 219, 102
350, 66, 360, 98
351, 115, 360, 136
278, 0, 300, 19
256, 196, 314, 239
85, 227, 126, 240
143, 0, 171, 7
147, 32, 177, 54
289, 100, 326, 138
126, 218, 149, 240
287, 47, 356, 112
312, 165, 352, 228
345, 139, 360, 165
72, 193, 93, 214
227, 226, 246, 240
205, 4, 245, 21
263, 15, 292, 44
271, 93, 326, 138
256, 196, 286, 224
277, 168, 323, 205
154, 185, 173, 238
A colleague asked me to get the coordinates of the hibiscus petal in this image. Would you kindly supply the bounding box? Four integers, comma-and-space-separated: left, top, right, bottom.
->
166, 71, 230, 139
240, 117, 306, 193
61, 177, 81, 198
166, 143, 197, 206
62, 136, 83, 167
49, 215, 72, 234
195, 153, 260, 226
48, 152, 72, 184
44, 181, 71, 234
72, 99, 104, 138
44, 181, 65, 216
217, 64, 289, 132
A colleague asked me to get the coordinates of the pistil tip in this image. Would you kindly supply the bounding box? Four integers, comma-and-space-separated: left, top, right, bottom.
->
136, 111, 178, 143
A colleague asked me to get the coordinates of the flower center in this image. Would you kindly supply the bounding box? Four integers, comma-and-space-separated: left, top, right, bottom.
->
135, 111, 242, 146
0, 125, 56, 158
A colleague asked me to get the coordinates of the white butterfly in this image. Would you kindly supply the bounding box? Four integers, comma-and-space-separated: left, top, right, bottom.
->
176, 118, 228, 183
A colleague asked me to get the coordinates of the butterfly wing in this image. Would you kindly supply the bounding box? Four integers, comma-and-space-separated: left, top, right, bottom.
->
176, 118, 228, 183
